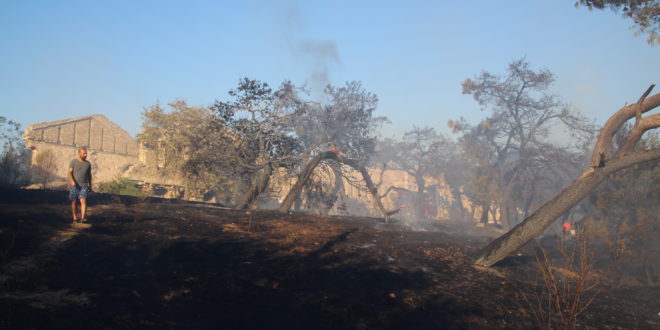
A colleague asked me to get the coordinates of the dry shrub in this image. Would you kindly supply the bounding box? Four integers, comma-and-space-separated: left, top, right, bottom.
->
522, 222, 622, 329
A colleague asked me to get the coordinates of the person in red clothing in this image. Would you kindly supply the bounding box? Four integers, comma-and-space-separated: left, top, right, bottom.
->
562, 221, 576, 237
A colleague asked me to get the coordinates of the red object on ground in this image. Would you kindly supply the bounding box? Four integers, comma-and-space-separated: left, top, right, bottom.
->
562, 222, 572, 232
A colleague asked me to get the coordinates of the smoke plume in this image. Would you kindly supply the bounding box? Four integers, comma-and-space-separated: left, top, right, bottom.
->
278, 2, 341, 96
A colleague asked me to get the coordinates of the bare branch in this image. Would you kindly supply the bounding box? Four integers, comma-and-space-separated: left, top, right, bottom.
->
590, 90, 660, 167
619, 113, 660, 155
635, 84, 655, 125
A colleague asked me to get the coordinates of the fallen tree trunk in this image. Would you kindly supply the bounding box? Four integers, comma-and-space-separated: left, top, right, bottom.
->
278, 151, 391, 219
472, 86, 660, 268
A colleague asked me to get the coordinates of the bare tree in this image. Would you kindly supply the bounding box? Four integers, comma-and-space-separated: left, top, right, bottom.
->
454, 59, 593, 229
472, 85, 660, 267
380, 127, 452, 220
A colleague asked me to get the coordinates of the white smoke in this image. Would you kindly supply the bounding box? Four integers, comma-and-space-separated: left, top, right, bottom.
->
276, 2, 341, 96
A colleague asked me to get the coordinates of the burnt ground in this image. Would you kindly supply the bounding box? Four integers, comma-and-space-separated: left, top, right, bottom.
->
0, 188, 658, 329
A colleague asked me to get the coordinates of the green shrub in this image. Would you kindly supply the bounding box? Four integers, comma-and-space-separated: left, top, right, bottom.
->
98, 178, 141, 197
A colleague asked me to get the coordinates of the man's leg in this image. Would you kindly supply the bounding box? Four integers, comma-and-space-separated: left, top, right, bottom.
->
71, 200, 78, 221
79, 185, 89, 221
80, 198, 87, 220
69, 185, 79, 222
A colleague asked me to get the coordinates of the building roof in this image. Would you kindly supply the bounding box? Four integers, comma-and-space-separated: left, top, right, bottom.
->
25, 114, 135, 142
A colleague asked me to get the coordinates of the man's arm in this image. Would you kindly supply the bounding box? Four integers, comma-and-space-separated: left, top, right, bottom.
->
88, 169, 93, 192
68, 168, 76, 187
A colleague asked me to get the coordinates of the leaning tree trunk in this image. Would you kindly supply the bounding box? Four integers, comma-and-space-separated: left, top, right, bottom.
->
321, 163, 345, 215
278, 151, 391, 219
236, 164, 273, 210
472, 86, 660, 268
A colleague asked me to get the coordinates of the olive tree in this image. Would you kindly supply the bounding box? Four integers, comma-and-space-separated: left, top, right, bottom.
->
138, 100, 213, 199
211, 78, 305, 209
291, 81, 387, 213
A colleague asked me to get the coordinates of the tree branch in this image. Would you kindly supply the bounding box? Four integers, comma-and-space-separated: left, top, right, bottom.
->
619, 113, 660, 155
634, 84, 655, 125
604, 148, 660, 174
590, 89, 660, 167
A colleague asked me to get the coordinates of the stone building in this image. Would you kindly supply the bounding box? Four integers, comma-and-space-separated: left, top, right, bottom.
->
24, 114, 140, 184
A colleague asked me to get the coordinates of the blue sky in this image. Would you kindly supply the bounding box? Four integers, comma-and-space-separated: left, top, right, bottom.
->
1, 0, 658, 138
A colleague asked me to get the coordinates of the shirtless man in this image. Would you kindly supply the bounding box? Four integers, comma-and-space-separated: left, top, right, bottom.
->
68, 147, 93, 223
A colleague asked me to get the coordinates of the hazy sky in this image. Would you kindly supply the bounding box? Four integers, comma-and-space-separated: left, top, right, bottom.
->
1, 1, 658, 138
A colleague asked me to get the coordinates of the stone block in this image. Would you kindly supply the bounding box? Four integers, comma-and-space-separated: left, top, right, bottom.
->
60, 123, 74, 145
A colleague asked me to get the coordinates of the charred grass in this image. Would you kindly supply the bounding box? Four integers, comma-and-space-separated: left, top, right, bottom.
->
0, 188, 657, 329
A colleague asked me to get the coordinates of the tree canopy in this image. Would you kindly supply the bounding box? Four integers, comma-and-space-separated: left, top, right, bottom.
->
576, 0, 660, 44
296, 81, 387, 162
452, 59, 594, 228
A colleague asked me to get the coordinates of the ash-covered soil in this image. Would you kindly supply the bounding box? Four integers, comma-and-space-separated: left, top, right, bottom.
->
1, 188, 658, 329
